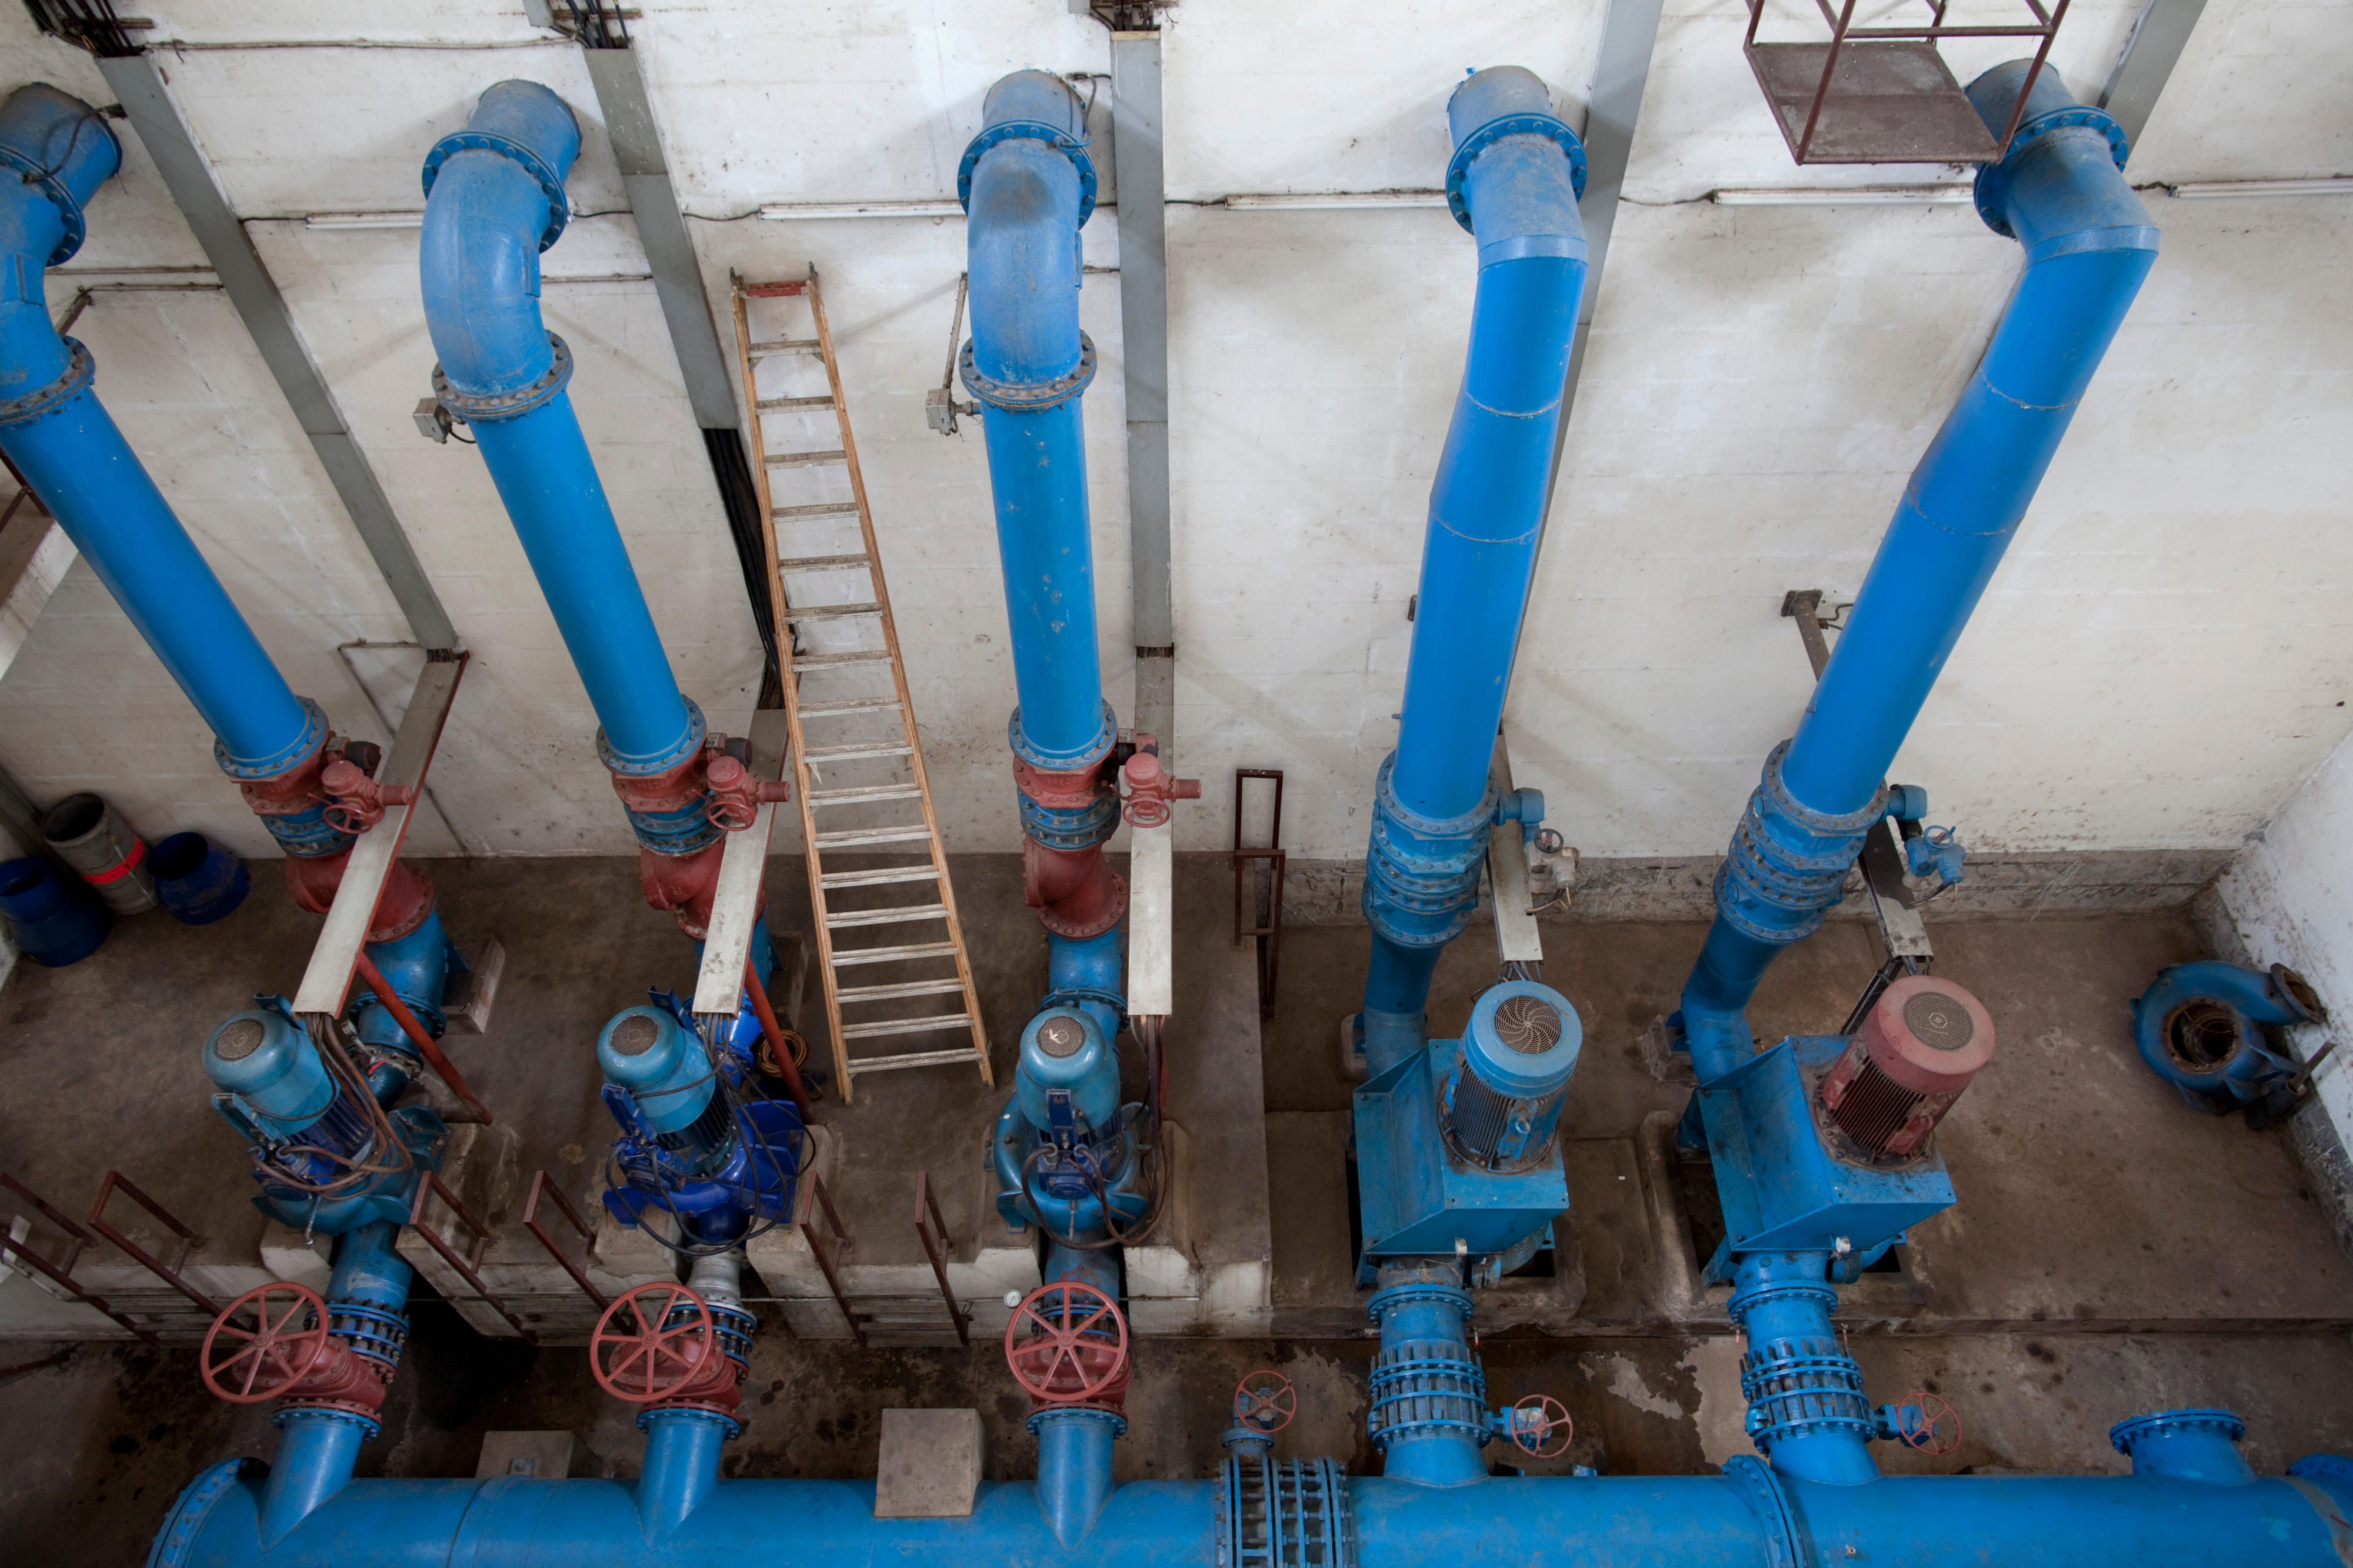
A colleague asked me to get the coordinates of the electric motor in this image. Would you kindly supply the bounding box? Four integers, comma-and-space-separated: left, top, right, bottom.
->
1441, 980, 1582, 1171
599, 1005, 735, 1177
1819, 976, 1995, 1157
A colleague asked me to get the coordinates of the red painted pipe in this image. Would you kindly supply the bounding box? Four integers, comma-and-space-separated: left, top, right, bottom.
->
352, 950, 492, 1125
744, 959, 814, 1119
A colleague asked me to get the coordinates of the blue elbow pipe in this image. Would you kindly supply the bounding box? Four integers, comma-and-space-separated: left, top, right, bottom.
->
1678, 66, 2158, 1078
0, 84, 320, 780
420, 82, 703, 782
1358, 68, 1586, 1068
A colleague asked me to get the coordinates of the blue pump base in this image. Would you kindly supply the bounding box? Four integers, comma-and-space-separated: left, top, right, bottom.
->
1697, 1035, 1954, 1259
1353, 1039, 1567, 1267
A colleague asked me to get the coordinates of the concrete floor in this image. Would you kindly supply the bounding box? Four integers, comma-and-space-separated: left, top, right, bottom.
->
5, 855, 2353, 1560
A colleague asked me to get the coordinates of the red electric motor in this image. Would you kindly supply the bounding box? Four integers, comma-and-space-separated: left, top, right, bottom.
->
1820, 975, 1995, 1157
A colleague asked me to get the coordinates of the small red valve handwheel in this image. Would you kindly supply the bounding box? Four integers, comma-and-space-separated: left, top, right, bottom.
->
1508, 1394, 1575, 1459
1234, 1369, 1297, 1434
1005, 1279, 1129, 1406
202, 1283, 334, 1404
1896, 1391, 1962, 1457
592, 1283, 717, 1404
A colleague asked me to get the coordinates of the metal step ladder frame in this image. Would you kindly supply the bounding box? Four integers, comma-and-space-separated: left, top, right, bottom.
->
729, 268, 992, 1102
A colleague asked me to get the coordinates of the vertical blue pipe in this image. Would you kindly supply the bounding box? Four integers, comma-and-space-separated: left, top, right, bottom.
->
0, 84, 316, 774
1677, 66, 2158, 1076
1357, 69, 1586, 1072
636, 1409, 731, 1539
256, 1222, 412, 1546
959, 71, 1111, 768
1728, 1252, 1879, 1484
1367, 1269, 1492, 1487
419, 81, 701, 773
1032, 1409, 1121, 1546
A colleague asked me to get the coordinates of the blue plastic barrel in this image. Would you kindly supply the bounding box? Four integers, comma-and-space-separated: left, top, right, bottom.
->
0, 856, 112, 966
149, 832, 249, 926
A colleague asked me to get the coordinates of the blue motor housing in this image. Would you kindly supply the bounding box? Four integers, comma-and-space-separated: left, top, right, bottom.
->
600, 988, 804, 1250
991, 1002, 1151, 1242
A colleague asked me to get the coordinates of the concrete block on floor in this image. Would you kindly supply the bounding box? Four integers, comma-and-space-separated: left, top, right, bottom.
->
872, 1408, 984, 1518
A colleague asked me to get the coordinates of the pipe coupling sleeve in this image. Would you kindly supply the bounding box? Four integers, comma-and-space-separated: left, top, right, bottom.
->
432, 332, 574, 425
1445, 111, 1588, 233
959, 332, 1098, 415
1365, 1280, 1489, 1453
0, 336, 92, 428
956, 119, 1098, 225
1714, 741, 1884, 948
1021, 789, 1120, 852
1362, 752, 1494, 949
1971, 103, 2127, 239
421, 129, 572, 252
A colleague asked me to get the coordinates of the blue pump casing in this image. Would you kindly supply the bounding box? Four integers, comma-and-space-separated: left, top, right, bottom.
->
2131, 960, 2325, 1110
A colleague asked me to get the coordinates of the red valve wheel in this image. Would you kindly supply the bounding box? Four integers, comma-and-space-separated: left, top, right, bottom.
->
1508, 1394, 1575, 1459
201, 1283, 334, 1404
1004, 1279, 1129, 1406
592, 1283, 716, 1404
1897, 1391, 1962, 1457
1234, 1369, 1297, 1434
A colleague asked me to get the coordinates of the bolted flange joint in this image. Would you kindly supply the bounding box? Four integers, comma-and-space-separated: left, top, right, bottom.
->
1361, 752, 1496, 951
1714, 741, 1887, 948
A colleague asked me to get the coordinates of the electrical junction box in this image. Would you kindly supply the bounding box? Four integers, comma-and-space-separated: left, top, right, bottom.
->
1352, 1037, 1568, 1266
1698, 1034, 1955, 1259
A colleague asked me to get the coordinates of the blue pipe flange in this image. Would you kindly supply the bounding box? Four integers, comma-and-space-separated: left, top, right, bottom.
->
598, 696, 709, 778
0, 338, 92, 428
1362, 752, 1495, 949
1715, 741, 1885, 947
1972, 102, 2129, 239
0, 136, 105, 265
212, 695, 333, 783
1718, 1455, 1806, 1568
148, 1457, 260, 1568
956, 118, 1099, 226
1444, 110, 1589, 231
958, 332, 1099, 415
272, 1402, 381, 1443
633, 1404, 740, 1441
1217, 1456, 1355, 1568
1007, 700, 1118, 774
421, 128, 573, 251
2112, 1408, 2248, 1455
432, 332, 576, 426
1039, 986, 1126, 1025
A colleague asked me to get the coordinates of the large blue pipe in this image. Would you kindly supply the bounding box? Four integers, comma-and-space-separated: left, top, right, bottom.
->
419, 81, 702, 775
960, 71, 1109, 769
1678, 65, 2158, 1079
0, 84, 318, 776
1360, 66, 1587, 1074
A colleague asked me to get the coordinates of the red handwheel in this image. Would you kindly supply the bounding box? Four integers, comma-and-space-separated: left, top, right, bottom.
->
592, 1283, 716, 1404
202, 1283, 334, 1404
1897, 1391, 1962, 1457
1508, 1394, 1575, 1459
1234, 1369, 1297, 1434
1005, 1280, 1128, 1406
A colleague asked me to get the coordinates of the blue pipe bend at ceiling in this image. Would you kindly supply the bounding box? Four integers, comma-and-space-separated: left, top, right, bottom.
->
418, 79, 701, 775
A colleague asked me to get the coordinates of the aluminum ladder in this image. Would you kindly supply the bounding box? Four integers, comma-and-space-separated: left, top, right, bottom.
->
729, 269, 991, 1103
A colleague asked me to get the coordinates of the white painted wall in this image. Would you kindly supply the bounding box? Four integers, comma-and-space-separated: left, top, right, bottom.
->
2211, 730, 2353, 1142
0, 0, 2343, 870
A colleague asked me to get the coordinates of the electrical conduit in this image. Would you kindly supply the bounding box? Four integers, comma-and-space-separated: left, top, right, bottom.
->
1676, 65, 2160, 1082
1359, 66, 1587, 1075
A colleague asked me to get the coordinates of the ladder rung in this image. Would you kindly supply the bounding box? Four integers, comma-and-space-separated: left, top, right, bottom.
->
808, 783, 924, 804
791, 650, 894, 668
828, 942, 960, 967
767, 449, 847, 468
814, 825, 934, 848
825, 904, 951, 930
846, 1048, 985, 1076
798, 696, 903, 717
773, 502, 860, 520
781, 601, 882, 623
836, 978, 968, 1003
749, 338, 820, 355
838, 1013, 974, 1041
758, 394, 837, 411
779, 553, 871, 572
821, 866, 941, 889
805, 743, 914, 762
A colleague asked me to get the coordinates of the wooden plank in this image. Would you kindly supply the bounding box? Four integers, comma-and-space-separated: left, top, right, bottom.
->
1128, 818, 1174, 1016
691, 708, 791, 1017
291, 656, 467, 1016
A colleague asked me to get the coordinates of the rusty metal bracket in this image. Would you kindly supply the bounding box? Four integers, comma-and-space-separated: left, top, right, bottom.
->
802, 1170, 865, 1348
521, 1170, 609, 1313
0, 1172, 157, 1343
86, 1169, 219, 1317
912, 1170, 969, 1347
407, 1170, 532, 1340
1232, 768, 1287, 1016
